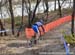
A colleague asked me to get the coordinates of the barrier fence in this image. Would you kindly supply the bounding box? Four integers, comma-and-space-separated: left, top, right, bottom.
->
25, 15, 73, 39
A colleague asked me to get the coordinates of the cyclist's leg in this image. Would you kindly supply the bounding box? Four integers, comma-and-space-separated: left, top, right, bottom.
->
31, 25, 40, 44
41, 25, 45, 33
34, 26, 40, 44
37, 27, 41, 36
36, 28, 40, 40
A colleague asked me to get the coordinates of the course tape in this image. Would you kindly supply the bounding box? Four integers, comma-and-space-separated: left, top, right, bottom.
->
0, 29, 10, 33
0, 29, 19, 33
25, 15, 72, 39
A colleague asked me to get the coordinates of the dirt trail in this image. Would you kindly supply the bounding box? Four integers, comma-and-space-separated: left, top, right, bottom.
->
0, 21, 75, 55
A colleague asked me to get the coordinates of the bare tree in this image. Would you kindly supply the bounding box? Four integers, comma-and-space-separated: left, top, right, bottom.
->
24, 0, 32, 26
24, 0, 41, 26
71, 0, 75, 36
0, 0, 8, 7
44, 0, 49, 21
27, 0, 32, 26
31, 0, 41, 24
58, 0, 62, 17
54, 0, 56, 11
21, 0, 24, 25
16, 0, 25, 37
44, 0, 48, 13
8, 0, 15, 35
0, 0, 7, 36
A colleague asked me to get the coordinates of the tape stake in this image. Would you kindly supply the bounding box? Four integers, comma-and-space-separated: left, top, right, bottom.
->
64, 40, 69, 55
61, 37, 70, 55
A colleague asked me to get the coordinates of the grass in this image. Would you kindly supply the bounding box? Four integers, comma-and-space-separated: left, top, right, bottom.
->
5, 16, 28, 27
5, 16, 21, 24
63, 33, 75, 44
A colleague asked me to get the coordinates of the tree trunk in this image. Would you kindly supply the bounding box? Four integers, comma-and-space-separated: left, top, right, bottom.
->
44, 0, 49, 21
54, 0, 56, 11
16, 0, 24, 37
58, 0, 62, 17
69, 0, 71, 8
8, 0, 15, 35
31, 0, 41, 24
71, 0, 75, 36
44, 0, 48, 13
24, 0, 32, 27
21, 0, 24, 25
0, 19, 7, 36
28, 0, 32, 26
